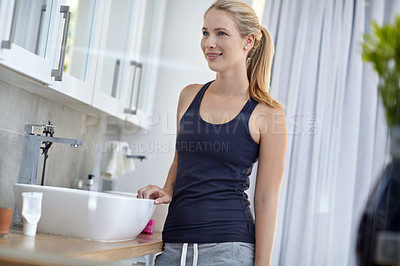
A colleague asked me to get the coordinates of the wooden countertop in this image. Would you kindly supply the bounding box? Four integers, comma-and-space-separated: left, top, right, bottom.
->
0, 229, 163, 265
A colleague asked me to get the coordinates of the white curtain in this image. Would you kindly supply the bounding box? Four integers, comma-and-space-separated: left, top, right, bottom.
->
262, 0, 400, 265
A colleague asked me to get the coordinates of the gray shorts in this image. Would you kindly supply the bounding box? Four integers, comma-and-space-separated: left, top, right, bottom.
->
154, 242, 255, 266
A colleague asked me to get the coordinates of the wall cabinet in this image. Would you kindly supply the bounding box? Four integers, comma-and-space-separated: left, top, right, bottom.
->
117, 0, 166, 126
0, 0, 55, 84
92, 0, 144, 118
92, 0, 165, 127
50, 0, 104, 104
0, 0, 165, 128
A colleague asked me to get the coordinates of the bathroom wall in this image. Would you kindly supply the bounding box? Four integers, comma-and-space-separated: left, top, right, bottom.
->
0, 77, 128, 209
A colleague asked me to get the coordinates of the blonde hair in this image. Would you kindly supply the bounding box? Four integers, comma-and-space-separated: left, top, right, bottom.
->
205, 0, 284, 109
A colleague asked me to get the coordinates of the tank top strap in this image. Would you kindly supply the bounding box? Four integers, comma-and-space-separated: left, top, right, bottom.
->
188, 81, 213, 111
240, 97, 259, 121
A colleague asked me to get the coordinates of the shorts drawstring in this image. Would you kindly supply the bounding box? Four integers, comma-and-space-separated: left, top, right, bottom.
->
180, 243, 188, 266
180, 243, 198, 266
193, 243, 198, 266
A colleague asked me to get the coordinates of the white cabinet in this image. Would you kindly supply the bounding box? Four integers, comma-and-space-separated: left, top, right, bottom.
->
91, 0, 143, 117
93, 0, 166, 127
0, 0, 55, 84
0, 0, 165, 127
0, 0, 103, 104
50, 0, 105, 104
117, 0, 166, 126
0, 0, 16, 59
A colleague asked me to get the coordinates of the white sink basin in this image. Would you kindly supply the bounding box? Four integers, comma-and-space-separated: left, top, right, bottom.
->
13, 184, 155, 242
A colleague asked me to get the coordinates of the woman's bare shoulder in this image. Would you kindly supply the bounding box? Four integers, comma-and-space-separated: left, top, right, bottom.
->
252, 102, 286, 135
177, 83, 204, 117
179, 83, 203, 102
255, 101, 285, 116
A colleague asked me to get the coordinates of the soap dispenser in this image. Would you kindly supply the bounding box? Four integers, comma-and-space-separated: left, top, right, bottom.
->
86, 174, 95, 191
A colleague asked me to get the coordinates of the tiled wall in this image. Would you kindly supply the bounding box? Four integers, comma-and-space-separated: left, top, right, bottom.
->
0, 79, 127, 209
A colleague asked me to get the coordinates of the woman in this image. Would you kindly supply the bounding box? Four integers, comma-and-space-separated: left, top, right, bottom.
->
137, 0, 287, 265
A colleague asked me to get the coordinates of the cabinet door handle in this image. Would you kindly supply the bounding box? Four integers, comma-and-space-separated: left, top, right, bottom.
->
35, 4, 47, 55
1, 0, 18, 49
124, 61, 143, 115
134, 63, 143, 114
51, 5, 71, 81
111, 59, 121, 98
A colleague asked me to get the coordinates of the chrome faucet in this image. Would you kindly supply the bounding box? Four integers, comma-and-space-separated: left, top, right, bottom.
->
18, 123, 82, 185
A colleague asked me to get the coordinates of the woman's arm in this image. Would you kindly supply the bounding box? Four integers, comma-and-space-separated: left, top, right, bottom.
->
254, 107, 287, 266
137, 151, 177, 204
137, 84, 202, 205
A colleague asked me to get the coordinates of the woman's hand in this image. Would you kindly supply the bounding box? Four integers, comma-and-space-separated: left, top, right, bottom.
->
137, 185, 172, 205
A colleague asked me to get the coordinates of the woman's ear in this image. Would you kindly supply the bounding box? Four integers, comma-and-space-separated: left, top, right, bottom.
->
244, 34, 255, 50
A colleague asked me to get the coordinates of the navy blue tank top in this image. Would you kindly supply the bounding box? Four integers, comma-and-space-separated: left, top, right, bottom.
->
163, 81, 259, 243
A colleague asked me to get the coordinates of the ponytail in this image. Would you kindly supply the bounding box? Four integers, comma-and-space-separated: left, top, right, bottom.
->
247, 26, 284, 109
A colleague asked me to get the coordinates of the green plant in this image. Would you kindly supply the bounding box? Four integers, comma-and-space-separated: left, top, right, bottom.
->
361, 15, 400, 127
